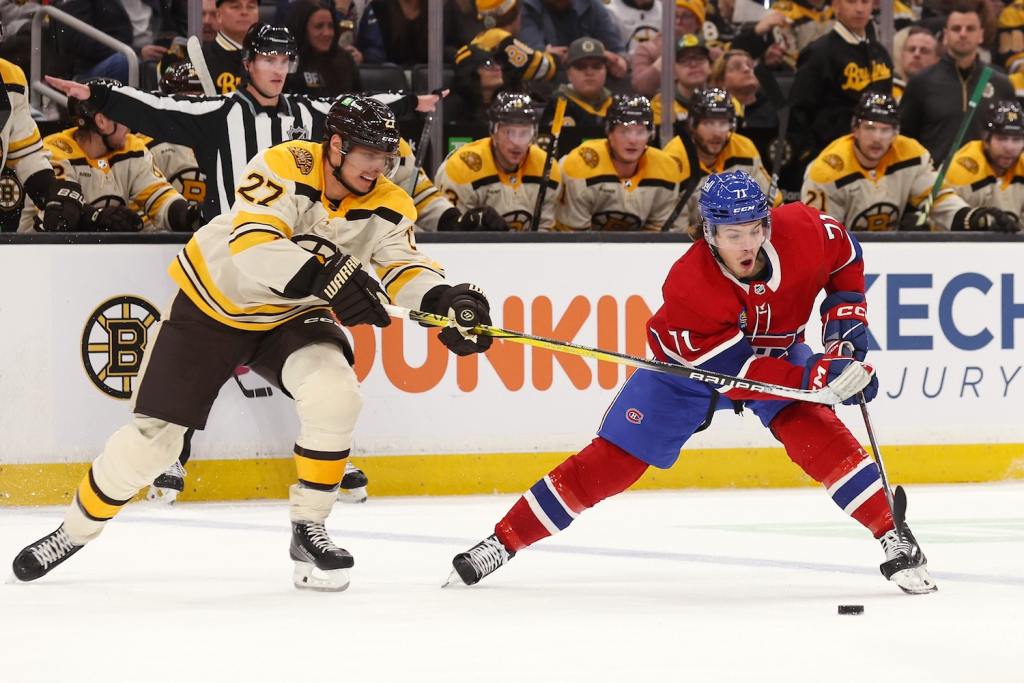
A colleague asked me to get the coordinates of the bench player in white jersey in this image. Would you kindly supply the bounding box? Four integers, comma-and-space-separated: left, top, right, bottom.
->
801, 92, 1016, 232
557, 94, 682, 231
941, 99, 1024, 233
12, 95, 494, 592
0, 22, 84, 233
434, 91, 559, 231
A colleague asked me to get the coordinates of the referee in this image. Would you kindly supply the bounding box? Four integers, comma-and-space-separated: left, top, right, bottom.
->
46, 25, 430, 222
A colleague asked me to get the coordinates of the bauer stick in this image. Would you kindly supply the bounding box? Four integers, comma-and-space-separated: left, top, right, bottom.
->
384, 304, 850, 404
531, 96, 567, 232
754, 62, 789, 204
186, 35, 217, 97
915, 66, 992, 227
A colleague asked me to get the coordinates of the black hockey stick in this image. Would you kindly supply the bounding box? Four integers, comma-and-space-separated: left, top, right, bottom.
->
408, 111, 434, 194
858, 394, 906, 538
233, 373, 273, 399
662, 131, 702, 232
754, 63, 789, 203
531, 96, 567, 231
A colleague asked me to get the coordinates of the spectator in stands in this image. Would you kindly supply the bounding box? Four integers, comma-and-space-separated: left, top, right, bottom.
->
518, 0, 629, 79
631, 0, 708, 97
557, 94, 681, 231
202, 0, 220, 43
203, 0, 260, 94
448, 47, 507, 126
711, 48, 782, 178
0, 1, 41, 71
731, 0, 833, 72
605, 0, 662, 56
798, 92, 1010, 232
59, 0, 188, 82
455, 0, 558, 86
873, 0, 914, 32
894, 26, 939, 100
651, 33, 711, 125
789, 0, 893, 170
543, 37, 614, 130
286, 0, 363, 97
663, 88, 775, 233
360, 0, 465, 65
20, 79, 199, 233
996, 0, 1024, 72
943, 99, 1024, 232
901, 1, 1014, 163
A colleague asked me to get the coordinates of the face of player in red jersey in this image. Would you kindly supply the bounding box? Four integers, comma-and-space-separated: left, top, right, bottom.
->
712, 219, 768, 279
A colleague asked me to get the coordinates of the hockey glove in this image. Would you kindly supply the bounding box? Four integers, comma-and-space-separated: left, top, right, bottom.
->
80, 205, 144, 232
167, 198, 203, 232
312, 253, 391, 328
820, 291, 869, 361
39, 179, 85, 232
802, 352, 877, 405
461, 207, 510, 231
422, 283, 493, 355
953, 207, 1020, 233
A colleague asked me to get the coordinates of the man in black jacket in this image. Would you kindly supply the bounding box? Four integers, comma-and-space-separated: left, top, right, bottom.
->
900, 3, 1014, 164
788, 0, 892, 168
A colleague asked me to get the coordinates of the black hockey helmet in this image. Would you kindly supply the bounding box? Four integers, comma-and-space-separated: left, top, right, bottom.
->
604, 93, 654, 136
242, 24, 298, 72
982, 99, 1024, 137
853, 91, 899, 127
688, 88, 735, 127
325, 95, 401, 155
489, 91, 540, 126
159, 61, 204, 96
68, 78, 123, 130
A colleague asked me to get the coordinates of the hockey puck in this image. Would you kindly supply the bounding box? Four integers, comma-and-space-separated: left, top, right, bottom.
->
838, 605, 864, 615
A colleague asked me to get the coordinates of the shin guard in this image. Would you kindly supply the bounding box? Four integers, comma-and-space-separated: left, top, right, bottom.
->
495, 437, 649, 552
771, 403, 893, 538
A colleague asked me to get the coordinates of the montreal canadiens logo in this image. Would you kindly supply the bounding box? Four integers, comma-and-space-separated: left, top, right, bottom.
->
626, 408, 644, 424
81, 295, 161, 399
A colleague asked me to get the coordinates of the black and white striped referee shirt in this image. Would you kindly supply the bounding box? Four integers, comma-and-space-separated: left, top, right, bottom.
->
91, 83, 414, 221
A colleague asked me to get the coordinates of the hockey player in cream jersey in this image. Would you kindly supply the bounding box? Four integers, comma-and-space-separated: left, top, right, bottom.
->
942, 100, 1024, 232
21, 79, 199, 233
557, 94, 681, 231
802, 92, 1015, 232
12, 95, 494, 592
435, 91, 559, 231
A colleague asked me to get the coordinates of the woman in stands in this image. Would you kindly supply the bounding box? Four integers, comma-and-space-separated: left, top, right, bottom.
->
285, 0, 363, 97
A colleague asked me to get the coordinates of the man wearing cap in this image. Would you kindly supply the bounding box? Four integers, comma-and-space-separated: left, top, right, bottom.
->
543, 37, 614, 130
605, 0, 663, 55
518, 0, 629, 78
663, 87, 774, 233
630, 0, 708, 97
557, 94, 682, 231
455, 0, 557, 84
651, 33, 711, 123
800, 92, 1012, 232
941, 100, 1024, 232
204, 0, 260, 94
435, 91, 560, 231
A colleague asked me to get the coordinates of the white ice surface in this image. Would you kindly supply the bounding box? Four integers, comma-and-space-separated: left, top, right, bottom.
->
2, 483, 1022, 683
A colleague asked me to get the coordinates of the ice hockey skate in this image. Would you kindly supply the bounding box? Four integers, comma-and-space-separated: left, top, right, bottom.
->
146, 460, 186, 504
337, 461, 368, 504
879, 522, 938, 594
444, 534, 515, 587
290, 521, 354, 591
12, 525, 84, 582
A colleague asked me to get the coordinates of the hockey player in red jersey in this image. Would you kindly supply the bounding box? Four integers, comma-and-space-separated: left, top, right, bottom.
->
447, 170, 938, 595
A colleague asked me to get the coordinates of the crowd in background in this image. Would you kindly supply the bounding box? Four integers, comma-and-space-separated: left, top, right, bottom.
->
2, 0, 1024, 234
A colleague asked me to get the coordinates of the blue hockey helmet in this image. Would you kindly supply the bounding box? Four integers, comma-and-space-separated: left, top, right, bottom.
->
697, 170, 771, 247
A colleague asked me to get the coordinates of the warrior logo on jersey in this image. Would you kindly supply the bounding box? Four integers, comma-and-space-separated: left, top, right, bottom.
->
81, 296, 161, 399
592, 210, 642, 231
852, 202, 899, 231
503, 209, 532, 231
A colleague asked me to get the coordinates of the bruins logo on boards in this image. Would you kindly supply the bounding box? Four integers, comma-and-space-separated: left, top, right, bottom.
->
852, 202, 900, 231
81, 296, 161, 399
288, 145, 315, 175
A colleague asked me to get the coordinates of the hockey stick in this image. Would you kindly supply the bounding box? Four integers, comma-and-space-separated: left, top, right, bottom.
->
186, 35, 217, 97
858, 394, 906, 539
915, 66, 992, 227
383, 303, 847, 404
662, 132, 702, 232
754, 63, 789, 204
531, 96, 567, 231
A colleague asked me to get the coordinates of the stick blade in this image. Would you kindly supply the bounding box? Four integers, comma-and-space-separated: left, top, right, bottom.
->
893, 485, 908, 529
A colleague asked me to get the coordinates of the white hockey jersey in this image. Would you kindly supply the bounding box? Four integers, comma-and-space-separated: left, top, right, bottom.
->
140, 136, 208, 209
390, 138, 454, 231
605, 0, 663, 55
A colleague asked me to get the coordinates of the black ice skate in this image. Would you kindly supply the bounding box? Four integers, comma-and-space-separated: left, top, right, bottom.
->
879, 523, 938, 594
337, 461, 368, 504
12, 525, 84, 582
147, 460, 186, 504
290, 521, 354, 592
444, 534, 515, 587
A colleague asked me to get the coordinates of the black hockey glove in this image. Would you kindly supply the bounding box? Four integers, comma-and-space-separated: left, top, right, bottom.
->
167, 198, 203, 232
80, 205, 144, 232
952, 207, 1020, 232
422, 283, 493, 356
39, 179, 85, 232
437, 207, 510, 232
312, 253, 391, 328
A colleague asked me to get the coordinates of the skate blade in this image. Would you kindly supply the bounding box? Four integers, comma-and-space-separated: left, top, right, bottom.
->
441, 568, 465, 588
146, 486, 179, 505
292, 561, 350, 592
337, 486, 368, 504
891, 567, 938, 595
